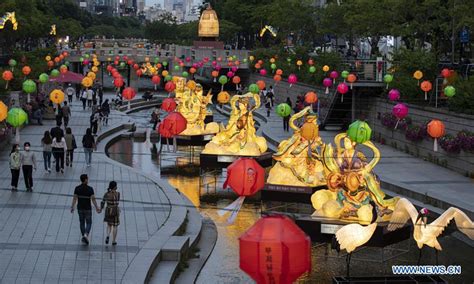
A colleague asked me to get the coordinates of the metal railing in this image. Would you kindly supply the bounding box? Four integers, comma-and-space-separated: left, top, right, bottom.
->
341, 59, 388, 82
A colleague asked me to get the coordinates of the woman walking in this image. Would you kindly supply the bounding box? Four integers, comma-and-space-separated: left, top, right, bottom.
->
101, 181, 120, 245
64, 127, 77, 167
41, 131, 52, 173
52, 133, 67, 173
9, 144, 21, 191
21, 142, 36, 192
101, 99, 110, 126
82, 128, 96, 167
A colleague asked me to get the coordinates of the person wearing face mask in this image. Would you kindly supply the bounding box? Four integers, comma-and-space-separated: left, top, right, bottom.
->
9, 144, 21, 191
20, 142, 37, 192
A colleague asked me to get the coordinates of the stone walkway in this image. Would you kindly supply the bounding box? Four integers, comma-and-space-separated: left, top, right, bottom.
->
0, 93, 171, 283
254, 107, 474, 217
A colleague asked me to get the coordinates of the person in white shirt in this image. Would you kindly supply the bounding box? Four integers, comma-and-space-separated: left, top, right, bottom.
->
86, 88, 94, 109
52, 133, 67, 173
66, 84, 75, 103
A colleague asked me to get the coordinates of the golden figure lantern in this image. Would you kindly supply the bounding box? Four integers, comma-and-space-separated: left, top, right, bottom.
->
198, 5, 219, 38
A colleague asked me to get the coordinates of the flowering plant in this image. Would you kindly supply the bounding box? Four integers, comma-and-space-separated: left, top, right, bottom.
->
405, 124, 427, 142
439, 134, 461, 154
456, 130, 474, 153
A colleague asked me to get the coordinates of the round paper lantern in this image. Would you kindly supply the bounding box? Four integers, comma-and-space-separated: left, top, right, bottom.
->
165, 81, 176, 93
226, 71, 234, 78
276, 69, 283, 75
113, 77, 124, 88
249, 55, 255, 62
270, 63, 277, 71
22, 80, 37, 94
217, 91, 230, 104
270, 58, 275, 63
47, 61, 54, 68
309, 66, 316, 73
165, 75, 173, 82
341, 70, 349, 80
232, 76, 241, 85
224, 157, 265, 197
392, 103, 408, 129
8, 59, 17, 69
0, 101, 7, 121
218, 75, 228, 85
383, 74, 393, 89
22, 66, 31, 76
2, 70, 13, 88
136, 69, 143, 77
7, 108, 28, 128
60, 65, 68, 74
347, 120, 372, 144
441, 68, 450, 79
162, 70, 169, 77
301, 121, 319, 141
50, 69, 60, 77
323, 78, 333, 94
276, 103, 291, 117
182, 71, 189, 77
322, 65, 330, 72
288, 74, 297, 86
152, 75, 161, 86
256, 80, 266, 90
337, 83, 349, 102
427, 119, 445, 152
329, 71, 339, 84
211, 70, 219, 81
82, 77, 93, 88
296, 60, 303, 68
45, 56, 52, 62
239, 215, 311, 284
249, 84, 260, 94
189, 67, 197, 74
444, 85, 455, 97
186, 80, 196, 90
259, 69, 267, 76
273, 74, 282, 83
305, 91, 318, 104
413, 70, 423, 84
286, 58, 291, 64
39, 73, 49, 83
50, 89, 65, 104
308, 59, 314, 66
122, 87, 136, 100
161, 98, 177, 112
388, 89, 400, 101
91, 66, 98, 73
159, 112, 187, 138
420, 80, 432, 100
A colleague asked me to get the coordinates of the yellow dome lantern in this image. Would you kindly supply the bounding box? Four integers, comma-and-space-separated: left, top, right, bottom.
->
198, 5, 219, 38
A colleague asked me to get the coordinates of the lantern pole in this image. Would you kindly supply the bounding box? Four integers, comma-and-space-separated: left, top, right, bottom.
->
27, 93, 30, 103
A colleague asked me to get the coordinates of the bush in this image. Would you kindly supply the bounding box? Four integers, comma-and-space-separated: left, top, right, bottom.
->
439, 134, 461, 154
405, 124, 427, 142
448, 77, 474, 115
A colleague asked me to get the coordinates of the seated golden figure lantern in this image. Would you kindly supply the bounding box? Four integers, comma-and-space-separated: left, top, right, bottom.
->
198, 5, 219, 38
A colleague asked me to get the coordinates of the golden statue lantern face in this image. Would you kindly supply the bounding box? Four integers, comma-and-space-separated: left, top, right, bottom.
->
198, 6, 219, 38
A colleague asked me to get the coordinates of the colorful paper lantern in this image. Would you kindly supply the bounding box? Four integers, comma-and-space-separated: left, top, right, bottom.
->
159, 112, 187, 138
420, 80, 432, 100
288, 74, 297, 87
22, 66, 31, 76
392, 103, 408, 129
427, 119, 445, 152
162, 70, 169, 77
22, 79, 37, 103
227, 71, 234, 78
347, 120, 372, 144
2, 70, 13, 89
347, 74, 357, 89
232, 76, 241, 86
218, 75, 228, 90
49, 89, 65, 104
444, 85, 455, 98
305, 91, 318, 104
273, 74, 282, 83
50, 69, 60, 77
330, 71, 339, 84
217, 91, 231, 104
82, 77, 93, 88
249, 84, 260, 94
388, 89, 400, 101
341, 70, 349, 80
8, 59, 17, 70
152, 75, 161, 90
308, 59, 314, 66
165, 81, 176, 93
322, 65, 330, 72
276, 103, 291, 117
182, 71, 189, 77
7, 107, 27, 128
256, 80, 266, 90
276, 69, 283, 76
337, 82, 349, 102
39, 73, 49, 83
323, 78, 333, 94
383, 74, 393, 89
122, 87, 136, 100
413, 70, 423, 85
259, 69, 267, 76
239, 215, 311, 284
0, 101, 7, 121
113, 77, 124, 88
161, 98, 177, 112
309, 66, 316, 73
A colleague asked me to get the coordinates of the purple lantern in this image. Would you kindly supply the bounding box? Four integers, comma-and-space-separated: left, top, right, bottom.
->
330, 71, 339, 84
388, 89, 400, 101
323, 78, 333, 94
231, 66, 238, 73
227, 71, 234, 78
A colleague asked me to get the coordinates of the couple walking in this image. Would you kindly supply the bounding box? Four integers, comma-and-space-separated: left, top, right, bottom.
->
70, 174, 121, 246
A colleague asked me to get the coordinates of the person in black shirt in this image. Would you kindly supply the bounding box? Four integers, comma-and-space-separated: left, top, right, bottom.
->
70, 174, 101, 245
50, 121, 64, 139
283, 97, 292, 132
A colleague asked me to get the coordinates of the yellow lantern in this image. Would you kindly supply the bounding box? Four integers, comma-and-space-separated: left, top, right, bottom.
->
270, 58, 276, 63
162, 70, 169, 77
145, 57, 150, 62
186, 80, 196, 90
82, 77, 93, 88
217, 91, 230, 104
93, 60, 100, 67
50, 89, 65, 104
0, 101, 8, 121
296, 60, 303, 66
91, 66, 98, 73
249, 55, 255, 62
323, 65, 330, 72
300, 121, 319, 141
87, 72, 96, 80
45, 55, 51, 62
172, 76, 180, 83
413, 70, 423, 85
107, 57, 112, 62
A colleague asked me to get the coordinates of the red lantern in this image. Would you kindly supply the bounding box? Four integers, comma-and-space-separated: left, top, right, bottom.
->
441, 68, 450, 78
161, 98, 177, 112
189, 67, 197, 74
115, 56, 120, 61
305, 91, 318, 104
239, 215, 311, 284
136, 69, 143, 77
54, 57, 60, 63
256, 80, 266, 90
127, 59, 134, 66
307, 59, 314, 66
59, 54, 65, 60
211, 70, 219, 82
22, 66, 31, 76
218, 158, 265, 223
122, 87, 136, 100
123, 55, 128, 61
273, 74, 282, 83
337, 82, 349, 102
2, 70, 14, 89
152, 75, 161, 90
47, 61, 54, 68
165, 81, 176, 93
159, 112, 187, 138
114, 77, 124, 88
106, 65, 113, 73
427, 119, 445, 152
133, 64, 139, 70
232, 76, 241, 90
420, 80, 432, 100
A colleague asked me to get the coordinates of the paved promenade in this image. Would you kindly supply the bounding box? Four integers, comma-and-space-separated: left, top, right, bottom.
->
0, 94, 172, 283
254, 107, 474, 216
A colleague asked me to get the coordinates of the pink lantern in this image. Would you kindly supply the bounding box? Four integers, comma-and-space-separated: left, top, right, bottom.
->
227, 71, 234, 78
212, 61, 217, 66
392, 103, 409, 129
215, 65, 222, 71
185, 57, 191, 62
192, 63, 198, 68
337, 82, 349, 102
231, 66, 238, 73
388, 89, 400, 101
323, 78, 333, 94
288, 74, 297, 87
330, 71, 339, 84
259, 69, 267, 76
203, 57, 209, 63
83, 59, 90, 66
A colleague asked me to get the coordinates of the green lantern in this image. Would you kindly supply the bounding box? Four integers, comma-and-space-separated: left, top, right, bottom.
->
65, 61, 70, 66
39, 73, 49, 83
165, 75, 172, 81
84, 54, 90, 59
383, 74, 393, 83
341, 70, 349, 79
50, 69, 60, 77
248, 83, 259, 94
309, 66, 316, 73
243, 58, 248, 63
8, 59, 17, 68
271, 63, 277, 70
22, 80, 37, 94
162, 61, 168, 67
347, 120, 372, 144
182, 71, 189, 77
119, 62, 125, 68
286, 58, 292, 64
444, 85, 455, 97
276, 103, 291, 117
7, 108, 28, 127
154, 57, 159, 64
79, 57, 84, 62
174, 65, 180, 71
218, 75, 228, 85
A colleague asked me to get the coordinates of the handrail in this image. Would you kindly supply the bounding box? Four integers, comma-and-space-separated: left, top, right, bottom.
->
320, 87, 339, 126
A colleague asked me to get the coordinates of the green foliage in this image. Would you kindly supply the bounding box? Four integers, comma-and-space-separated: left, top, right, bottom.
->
448, 77, 474, 115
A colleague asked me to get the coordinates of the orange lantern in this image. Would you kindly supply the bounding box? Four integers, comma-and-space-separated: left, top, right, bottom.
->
347, 74, 357, 89
232, 76, 241, 90
82, 77, 93, 88
0, 101, 7, 121
122, 87, 136, 110
50, 89, 65, 104
54, 57, 60, 63
162, 70, 169, 77
257, 59, 263, 65
217, 91, 230, 104
273, 74, 282, 83
22, 66, 31, 76
59, 54, 65, 60
60, 65, 68, 74
276, 69, 283, 75
47, 60, 54, 68
186, 80, 196, 90
301, 121, 319, 141
2, 70, 13, 89
305, 91, 318, 104
296, 60, 303, 70
420, 80, 432, 100
427, 119, 445, 152
254, 63, 261, 69
256, 80, 266, 90
211, 70, 219, 82
189, 67, 196, 74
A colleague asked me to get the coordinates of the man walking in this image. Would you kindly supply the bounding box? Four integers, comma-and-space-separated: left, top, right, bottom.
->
66, 84, 75, 103
62, 101, 71, 127
70, 174, 101, 245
